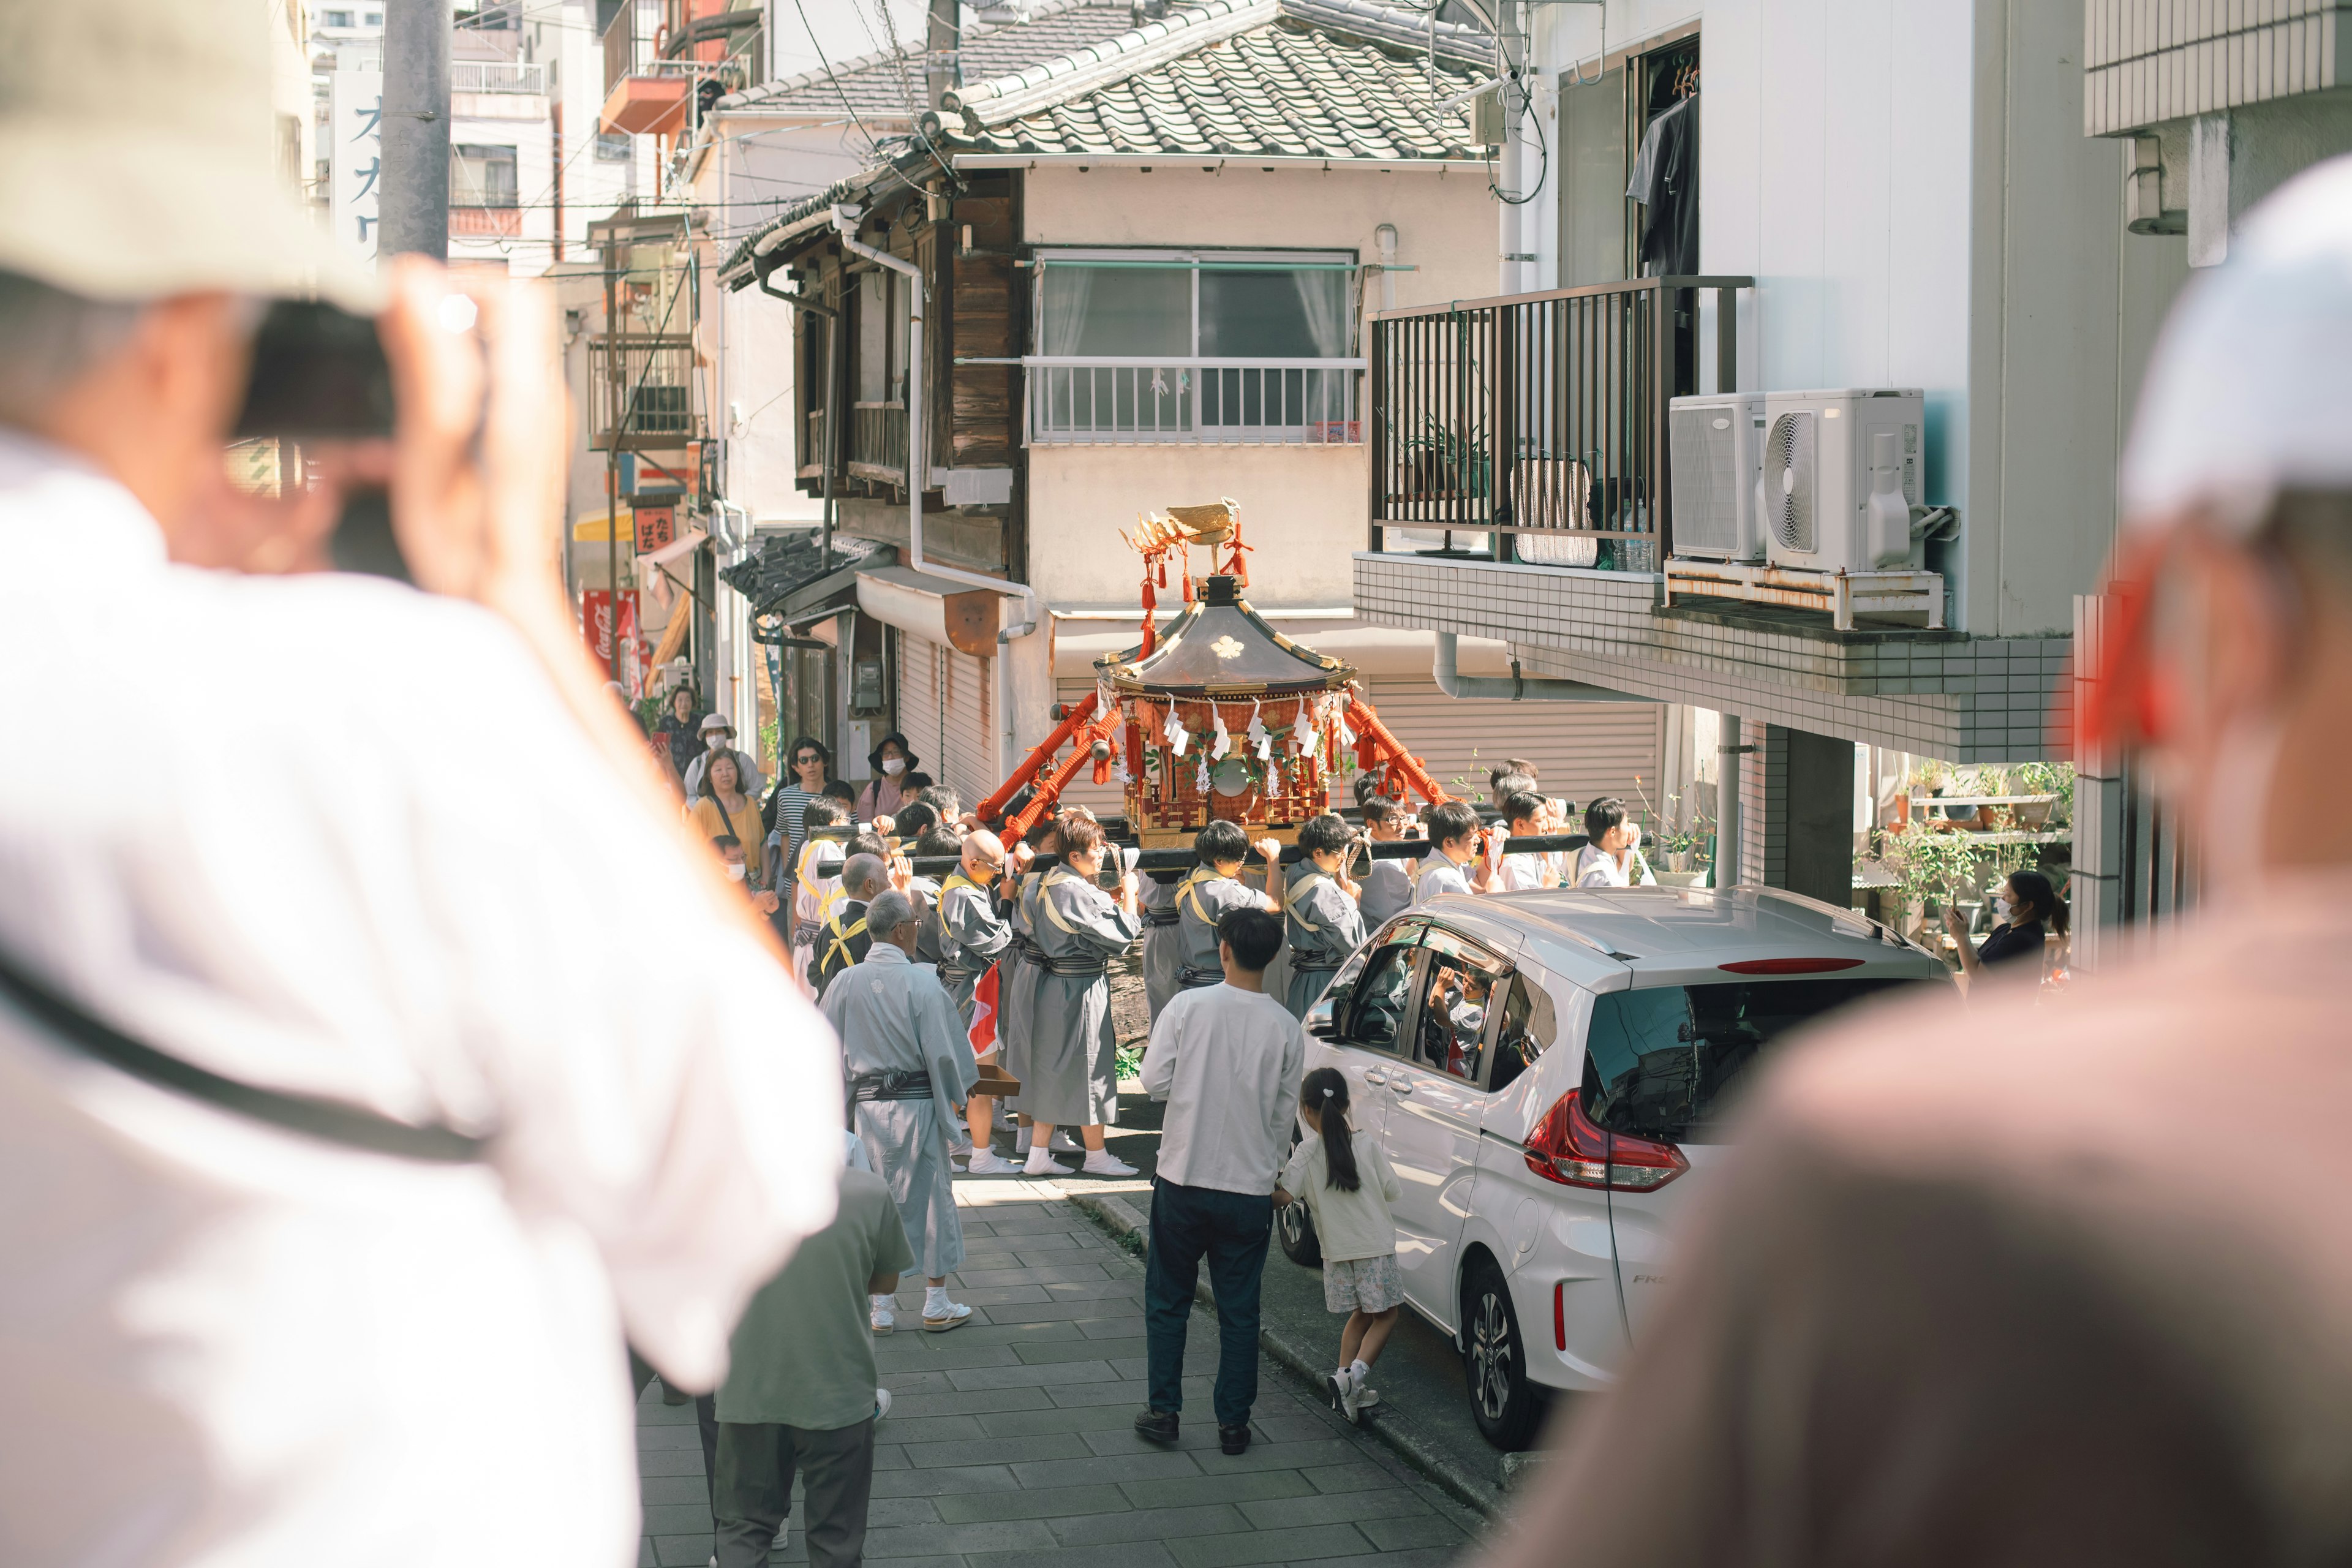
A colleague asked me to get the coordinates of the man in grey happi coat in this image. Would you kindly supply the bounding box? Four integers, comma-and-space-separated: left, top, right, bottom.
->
1001, 820, 1060, 1161
1021, 815, 1143, 1178
1281, 813, 1368, 1019
937, 831, 1021, 1175
820, 891, 979, 1335
1172, 820, 1282, 992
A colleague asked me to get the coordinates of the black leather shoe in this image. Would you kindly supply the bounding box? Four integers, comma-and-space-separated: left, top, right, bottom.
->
1133, 1409, 1180, 1445
1218, 1422, 1251, 1456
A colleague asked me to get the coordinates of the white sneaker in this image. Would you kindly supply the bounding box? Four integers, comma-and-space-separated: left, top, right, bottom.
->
1023, 1147, 1072, 1176
965, 1148, 1022, 1175
1326, 1370, 1362, 1424
874, 1386, 892, 1422
1080, 1150, 1138, 1177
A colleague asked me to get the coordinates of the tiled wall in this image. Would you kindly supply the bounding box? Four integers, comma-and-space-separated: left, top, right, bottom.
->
2083, 0, 2349, 136
1354, 552, 2070, 762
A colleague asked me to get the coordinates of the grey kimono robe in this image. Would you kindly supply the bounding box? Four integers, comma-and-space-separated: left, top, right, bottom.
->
1173, 867, 1264, 989
1002, 870, 1044, 1102
937, 872, 1012, 1030
1026, 868, 1141, 1126
1282, 866, 1368, 1019
1140, 874, 1182, 1025
820, 944, 979, 1277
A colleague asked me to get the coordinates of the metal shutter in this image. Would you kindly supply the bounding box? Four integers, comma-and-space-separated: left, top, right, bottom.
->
897, 632, 997, 814
1360, 677, 1664, 812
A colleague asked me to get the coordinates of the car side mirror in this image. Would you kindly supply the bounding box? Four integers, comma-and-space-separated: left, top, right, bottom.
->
1305, 995, 1342, 1039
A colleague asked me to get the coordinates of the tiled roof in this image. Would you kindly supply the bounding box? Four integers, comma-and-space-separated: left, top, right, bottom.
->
720, 530, 892, 616
717, 0, 1494, 283
944, 0, 1493, 160
718, 0, 1142, 120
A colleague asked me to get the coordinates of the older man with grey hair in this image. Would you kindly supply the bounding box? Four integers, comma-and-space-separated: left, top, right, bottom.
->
820, 888, 979, 1334
810, 851, 888, 1000
0, 3, 844, 1561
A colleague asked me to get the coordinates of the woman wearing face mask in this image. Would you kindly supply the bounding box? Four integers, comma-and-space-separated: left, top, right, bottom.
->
1945, 868, 2067, 989
854, 733, 918, 824
690, 752, 772, 905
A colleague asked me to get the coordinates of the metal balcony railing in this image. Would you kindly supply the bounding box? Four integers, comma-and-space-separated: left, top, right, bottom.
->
451, 59, 546, 94
1023, 356, 1364, 446
1368, 276, 1751, 565
848, 402, 908, 484
450, 206, 521, 238
590, 334, 699, 450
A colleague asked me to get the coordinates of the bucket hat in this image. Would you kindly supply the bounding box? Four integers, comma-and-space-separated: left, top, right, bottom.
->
0, 0, 375, 307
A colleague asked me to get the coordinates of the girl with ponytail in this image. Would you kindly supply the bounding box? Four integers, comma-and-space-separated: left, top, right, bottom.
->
1276, 1068, 1403, 1424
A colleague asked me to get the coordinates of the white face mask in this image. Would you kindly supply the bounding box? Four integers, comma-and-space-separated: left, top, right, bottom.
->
706, 733, 728, 751
1993, 893, 2015, 921
881, 757, 906, 777
723, 862, 746, 881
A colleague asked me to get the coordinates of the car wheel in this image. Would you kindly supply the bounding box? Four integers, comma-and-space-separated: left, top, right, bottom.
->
1276, 1196, 1322, 1268
1461, 1256, 1544, 1450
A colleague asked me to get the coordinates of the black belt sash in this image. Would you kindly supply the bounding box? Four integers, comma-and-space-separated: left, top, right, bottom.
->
1291, 957, 1344, 973
1011, 935, 1044, 967
849, 1069, 934, 1102
1038, 953, 1109, 978
1177, 965, 1223, 988
1141, 908, 1178, 929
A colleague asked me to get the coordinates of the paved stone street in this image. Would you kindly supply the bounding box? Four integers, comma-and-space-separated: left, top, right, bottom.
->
636, 1176, 1482, 1567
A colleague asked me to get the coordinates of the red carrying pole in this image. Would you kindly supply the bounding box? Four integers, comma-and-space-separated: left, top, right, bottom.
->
1005, 712, 1117, 838
1346, 692, 1450, 806
978, 692, 1098, 826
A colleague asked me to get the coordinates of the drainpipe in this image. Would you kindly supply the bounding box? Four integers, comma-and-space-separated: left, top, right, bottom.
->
832, 202, 1039, 776
1431, 631, 1646, 703
1717, 715, 1744, 889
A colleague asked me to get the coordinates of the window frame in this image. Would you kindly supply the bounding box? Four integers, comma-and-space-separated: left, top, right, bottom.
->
1028, 247, 1359, 361
1332, 916, 1427, 1058
449, 142, 519, 209
1404, 921, 1511, 1088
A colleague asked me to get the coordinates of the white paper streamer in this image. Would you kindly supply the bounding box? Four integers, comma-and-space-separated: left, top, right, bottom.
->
1210, 705, 1232, 761
1246, 699, 1272, 763
1290, 703, 1316, 755
1163, 703, 1189, 758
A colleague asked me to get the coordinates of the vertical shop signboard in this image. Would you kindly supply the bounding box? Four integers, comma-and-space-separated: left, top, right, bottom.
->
582, 589, 645, 695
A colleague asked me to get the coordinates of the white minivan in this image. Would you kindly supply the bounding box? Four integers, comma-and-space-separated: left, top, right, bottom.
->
1290, 886, 1953, 1448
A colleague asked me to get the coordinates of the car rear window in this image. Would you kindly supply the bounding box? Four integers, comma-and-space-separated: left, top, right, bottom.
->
1581, 978, 1939, 1144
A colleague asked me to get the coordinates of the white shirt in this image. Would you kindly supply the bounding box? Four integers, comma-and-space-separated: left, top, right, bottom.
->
1575, 843, 1658, 888
1412, 851, 1474, 906
1498, 850, 1555, 891
0, 434, 842, 1567
1140, 983, 1305, 1195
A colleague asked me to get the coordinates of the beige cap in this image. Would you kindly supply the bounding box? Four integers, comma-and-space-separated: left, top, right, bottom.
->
0, 0, 377, 308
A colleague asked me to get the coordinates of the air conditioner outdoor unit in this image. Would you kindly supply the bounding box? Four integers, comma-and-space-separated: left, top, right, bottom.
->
1667, 392, 1765, 560
1755, 388, 1924, 573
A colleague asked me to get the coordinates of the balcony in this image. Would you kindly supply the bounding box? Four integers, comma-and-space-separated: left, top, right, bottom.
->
1024, 357, 1363, 445
450, 60, 545, 94
450, 205, 521, 238
1368, 276, 1749, 566
599, 6, 690, 135
589, 334, 700, 451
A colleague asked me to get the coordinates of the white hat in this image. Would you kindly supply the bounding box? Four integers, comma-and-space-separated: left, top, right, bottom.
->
699, 714, 734, 735
2122, 154, 2352, 530
0, 0, 375, 309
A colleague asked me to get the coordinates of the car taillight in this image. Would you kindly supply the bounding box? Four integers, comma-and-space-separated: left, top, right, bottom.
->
1553, 1281, 1566, 1351
1523, 1090, 1688, 1193
1717, 957, 1864, 974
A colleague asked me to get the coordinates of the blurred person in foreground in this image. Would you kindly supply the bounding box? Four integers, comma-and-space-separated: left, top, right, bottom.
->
1478, 156, 2352, 1568
0, 5, 843, 1564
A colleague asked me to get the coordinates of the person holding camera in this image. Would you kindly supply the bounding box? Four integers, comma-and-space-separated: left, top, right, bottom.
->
1022, 813, 1142, 1178
0, 5, 843, 1559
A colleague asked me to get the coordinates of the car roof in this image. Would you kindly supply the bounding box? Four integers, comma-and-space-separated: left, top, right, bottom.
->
1410, 886, 1940, 987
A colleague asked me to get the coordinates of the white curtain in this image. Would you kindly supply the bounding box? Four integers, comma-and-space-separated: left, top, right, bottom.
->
1039, 264, 1096, 355
1292, 268, 1348, 360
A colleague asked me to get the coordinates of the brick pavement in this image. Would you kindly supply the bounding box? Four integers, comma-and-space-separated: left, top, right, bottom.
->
637, 1176, 1481, 1567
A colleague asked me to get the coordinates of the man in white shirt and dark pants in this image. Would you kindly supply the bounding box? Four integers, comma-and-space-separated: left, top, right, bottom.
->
1134, 906, 1304, 1457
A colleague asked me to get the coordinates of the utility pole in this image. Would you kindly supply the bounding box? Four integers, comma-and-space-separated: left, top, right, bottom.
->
925, 0, 958, 111
379, 0, 450, 258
